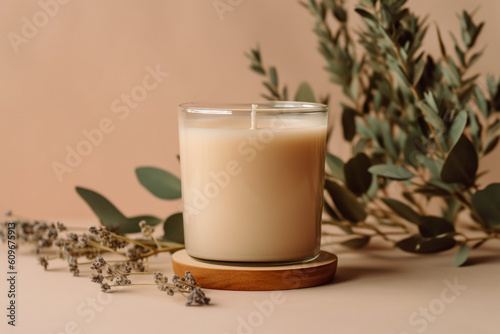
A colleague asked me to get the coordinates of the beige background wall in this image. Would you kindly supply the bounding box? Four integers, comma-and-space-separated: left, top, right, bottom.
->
1, 0, 499, 221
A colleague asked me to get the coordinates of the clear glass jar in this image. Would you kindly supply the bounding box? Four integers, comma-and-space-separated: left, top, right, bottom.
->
178, 102, 328, 263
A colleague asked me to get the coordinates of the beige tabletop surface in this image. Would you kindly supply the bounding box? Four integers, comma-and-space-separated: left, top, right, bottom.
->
1, 237, 499, 334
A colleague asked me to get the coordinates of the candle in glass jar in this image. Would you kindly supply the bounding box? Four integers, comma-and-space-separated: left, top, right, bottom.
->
178, 102, 328, 262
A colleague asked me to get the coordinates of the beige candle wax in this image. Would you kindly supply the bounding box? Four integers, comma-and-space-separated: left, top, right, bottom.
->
178, 102, 328, 262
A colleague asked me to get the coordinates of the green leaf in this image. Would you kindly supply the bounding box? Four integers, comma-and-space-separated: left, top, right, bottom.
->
294, 82, 316, 102
162, 212, 184, 244
487, 74, 498, 100
120, 215, 163, 234
440, 135, 478, 186
415, 186, 452, 198
76, 187, 126, 228
472, 183, 500, 227
474, 86, 489, 119
325, 179, 367, 223
323, 200, 341, 221
381, 198, 421, 225
424, 91, 439, 112
448, 110, 467, 149
404, 134, 424, 168
344, 153, 372, 196
342, 107, 357, 141
396, 235, 457, 254
269, 67, 278, 87
332, 4, 347, 22
421, 157, 441, 177
326, 152, 345, 182
368, 164, 415, 180
484, 136, 500, 155
75, 187, 162, 234
340, 236, 370, 249
419, 101, 445, 133
413, 56, 426, 86
436, 26, 447, 59
453, 244, 470, 267
250, 64, 265, 75
418, 216, 454, 238
367, 174, 378, 199
443, 198, 461, 223
136, 167, 182, 200
355, 8, 378, 24
467, 109, 481, 152
394, 65, 410, 87
468, 49, 484, 68
380, 121, 398, 158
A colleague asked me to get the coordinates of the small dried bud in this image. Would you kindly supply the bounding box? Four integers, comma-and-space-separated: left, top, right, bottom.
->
186, 287, 210, 306
90, 273, 104, 283
100, 282, 111, 292
90, 257, 106, 271
38, 256, 49, 270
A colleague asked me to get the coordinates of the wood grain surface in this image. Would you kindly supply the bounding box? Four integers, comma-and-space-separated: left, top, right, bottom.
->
172, 250, 338, 291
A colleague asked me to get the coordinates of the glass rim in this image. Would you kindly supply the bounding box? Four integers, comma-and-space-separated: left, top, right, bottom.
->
179, 101, 328, 114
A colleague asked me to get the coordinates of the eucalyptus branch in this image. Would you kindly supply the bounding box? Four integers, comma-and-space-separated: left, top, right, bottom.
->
246, 46, 288, 101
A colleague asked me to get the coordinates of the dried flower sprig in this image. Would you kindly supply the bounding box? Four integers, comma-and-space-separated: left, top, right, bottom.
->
1, 212, 208, 306
88, 256, 209, 306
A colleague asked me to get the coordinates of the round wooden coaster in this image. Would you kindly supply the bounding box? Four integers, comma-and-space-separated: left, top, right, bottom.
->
171, 250, 337, 291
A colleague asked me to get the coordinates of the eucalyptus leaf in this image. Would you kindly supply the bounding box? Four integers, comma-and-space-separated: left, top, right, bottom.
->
415, 186, 451, 198
366, 174, 378, 200
472, 183, 500, 227
342, 107, 357, 141
484, 136, 500, 155
332, 4, 347, 22
448, 110, 467, 149
120, 215, 163, 234
381, 198, 421, 225
325, 179, 367, 223
474, 86, 489, 119
368, 164, 415, 180
326, 152, 345, 182
136, 167, 182, 200
269, 67, 278, 87
418, 216, 455, 238
75, 187, 126, 229
344, 153, 372, 196
452, 244, 470, 267
440, 135, 478, 186
75, 187, 162, 234
396, 235, 456, 254
162, 212, 185, 244
294, 81, 316, 102
467, 109, 481, 152
404, 134, 425, 168
340, 236, 370, 249
420, 156, 441, 177
355, 8, 378, 24
419, 102, 445, 133
436, 26, 447, 58
323, 199, 341, 221
380, 121, 398, 158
